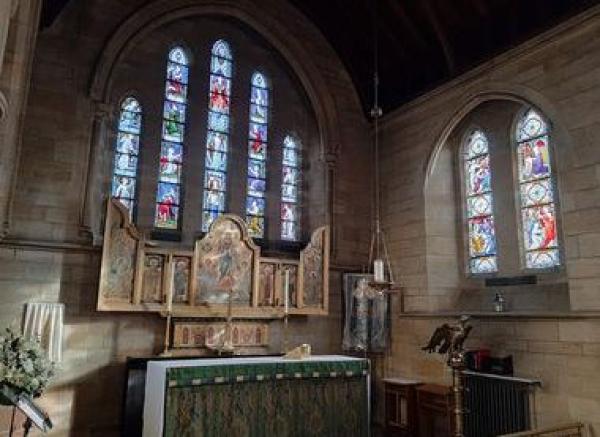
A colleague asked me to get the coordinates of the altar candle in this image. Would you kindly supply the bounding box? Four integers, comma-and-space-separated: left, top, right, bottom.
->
166, 262, 174, 313
284, 270, 290, 314
374, 259, 385, 283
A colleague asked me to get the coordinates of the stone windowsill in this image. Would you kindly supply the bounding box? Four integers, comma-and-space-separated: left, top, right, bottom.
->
397, 311, 600, 319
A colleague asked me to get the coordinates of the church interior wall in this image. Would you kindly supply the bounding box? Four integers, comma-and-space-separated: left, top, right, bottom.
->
380, 6, 600, 433
0, 1, 370, 435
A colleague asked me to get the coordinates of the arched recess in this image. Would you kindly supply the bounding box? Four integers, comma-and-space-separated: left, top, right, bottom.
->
423, 83, 573, 312
83, 0, 361, 250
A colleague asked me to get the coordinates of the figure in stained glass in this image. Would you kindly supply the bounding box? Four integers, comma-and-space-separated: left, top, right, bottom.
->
282, 221, 296, 240
164, 101, 186, 123
204, 190, 225, 211
282, 166, 297, 184
165, 81, 187, 103
248, 178, 266, 197
163, 120, 184, 143
247, 198, 265, 216
516, 108, 559, 269
115, 154, 138, 177
119, 111, 141, 133
208, 112, 229, 132
248, 141, 266, 160
117, 133, 139, 155
250, 104, 267, 124
466, 155, 491, 195
202, 40, 234, 230
281, 203, 296, 221
248, 160, 265, 179
205, 171, 226, 191
247, 216, 264, 237
167, 62, 188, 84
251, 88, 268, 106
469, 216, 496, 257
282, 184, 297, 202
113, 176, 135, 199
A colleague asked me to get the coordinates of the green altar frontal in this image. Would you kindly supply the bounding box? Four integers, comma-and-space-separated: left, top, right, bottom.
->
162, 356, 369, 437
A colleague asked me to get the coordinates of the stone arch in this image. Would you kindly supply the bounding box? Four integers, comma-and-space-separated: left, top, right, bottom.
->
88, 0, 353, 160
422, 83, 574, 311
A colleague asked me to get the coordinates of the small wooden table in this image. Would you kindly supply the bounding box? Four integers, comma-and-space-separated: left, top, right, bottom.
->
383, 377, 422, 437
416, 384, 454, 437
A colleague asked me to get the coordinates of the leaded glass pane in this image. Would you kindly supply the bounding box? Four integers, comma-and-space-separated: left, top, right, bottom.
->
463, 129, 497, 274
282, 220, 297, 241
282, 184, 297, 203
212, 40, 232, 60
517, 109, 559, 269
211, 56, 232, 77
155, 46, 189, 230
467, 193, 492, 218
525, 249, 560, 269
202, 40, 234, 232
520, 179, 553, 208
247, 197, 265, 216
208, 112, 229, 132
468, 216, 497, 258
465, 155, 491, 196
518, 136, 551, 182
205, 170, 226, 191
119, 110, 141, 134
248, 140, 267, 160
167, 62, 188, 84
116, 132, 139, 155
203, 190, 225, 211
112, 175, 135, 199
282, 166, 298, 185
247, 216, 264, 238
517, 109, 548, 142
163, 101, 186, 123
280, 135, 302, 241
245, 72, 270, 238
470, 257, 497, 274
165, 80, 187, 103
522, 205, 558, 252
283, 147, 299, 167
112, 96, 142, 219
281, 203, 297, 222
248, 178, 266, 197
206, 131, 228, 152
465, 129, 488, 159
206, 150, 227, 172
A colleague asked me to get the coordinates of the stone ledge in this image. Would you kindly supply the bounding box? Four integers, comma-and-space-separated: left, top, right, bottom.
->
398, 311, 600, 319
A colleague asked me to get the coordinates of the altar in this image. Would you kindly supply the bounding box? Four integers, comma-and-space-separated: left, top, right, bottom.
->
143, 355, 369, 437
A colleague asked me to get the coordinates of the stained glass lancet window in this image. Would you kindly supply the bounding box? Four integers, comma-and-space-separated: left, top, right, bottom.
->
202, 40, 233, 232
281, 135, 301, 240
516, 108, 560, 269
112, 97, 142, 219
154, 46, 189, 230
246, 72, 269, 238
464, 129, 498, 274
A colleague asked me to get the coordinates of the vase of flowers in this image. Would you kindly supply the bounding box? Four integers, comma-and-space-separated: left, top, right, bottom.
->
0, 329, 54, 404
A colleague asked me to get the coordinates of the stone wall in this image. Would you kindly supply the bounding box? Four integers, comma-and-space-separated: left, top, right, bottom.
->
0, 1, 370, 435
381, 5, 600, 433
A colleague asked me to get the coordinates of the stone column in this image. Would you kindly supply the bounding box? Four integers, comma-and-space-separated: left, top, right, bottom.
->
79, 102, 114, 245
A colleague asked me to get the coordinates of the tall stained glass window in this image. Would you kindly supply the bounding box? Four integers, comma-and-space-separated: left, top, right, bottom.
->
246, 72, 269, 238
464, 129, 498, 274
202, 40, 233, 232
154, 46, 189, 230
112, 97, 142, 219
516, 108, 560, 269
281, 135, 301, 240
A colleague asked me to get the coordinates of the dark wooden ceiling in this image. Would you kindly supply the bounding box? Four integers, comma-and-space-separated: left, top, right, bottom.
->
42, 0, 600, 114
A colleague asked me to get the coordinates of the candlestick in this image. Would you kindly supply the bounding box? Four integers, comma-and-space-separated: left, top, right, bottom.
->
284, 270, 290, 314
374, 258, 385, 283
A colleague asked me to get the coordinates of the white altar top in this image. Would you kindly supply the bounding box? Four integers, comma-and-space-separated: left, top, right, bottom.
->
143, 355, 366, 437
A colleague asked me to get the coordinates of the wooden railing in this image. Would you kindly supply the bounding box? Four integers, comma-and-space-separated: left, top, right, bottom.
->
500, 423, 586, 437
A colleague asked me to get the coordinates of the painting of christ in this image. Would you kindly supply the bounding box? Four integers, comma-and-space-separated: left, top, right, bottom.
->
195, 217, 256, 305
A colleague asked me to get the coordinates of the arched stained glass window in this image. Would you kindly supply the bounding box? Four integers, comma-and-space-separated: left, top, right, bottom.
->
246, 72, 269, 238
464, 129, 498, 274
202, 40, 233, 232
281, 135, 301, 241
516, 108, 560, 269
154, 46, 189, 230
112, 97, 142, 219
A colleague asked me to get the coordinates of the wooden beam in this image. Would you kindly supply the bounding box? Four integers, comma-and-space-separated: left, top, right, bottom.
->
422, 0, 456, 74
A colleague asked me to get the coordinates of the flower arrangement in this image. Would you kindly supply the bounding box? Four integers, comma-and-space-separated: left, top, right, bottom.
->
0, 329, 54, 398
